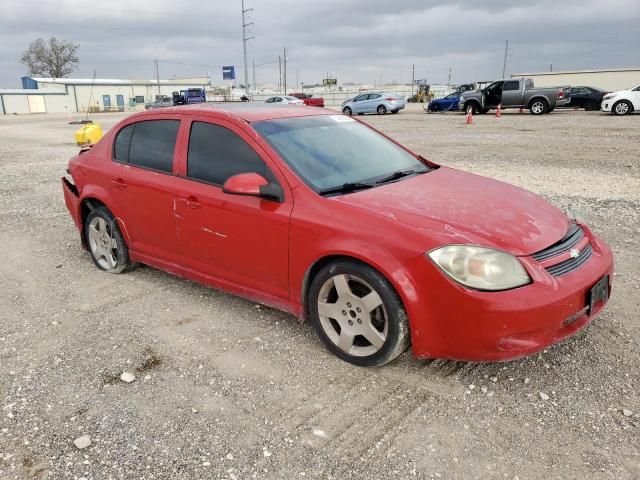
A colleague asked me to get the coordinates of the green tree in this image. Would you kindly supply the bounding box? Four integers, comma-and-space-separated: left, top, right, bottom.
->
21, 37, 79, 78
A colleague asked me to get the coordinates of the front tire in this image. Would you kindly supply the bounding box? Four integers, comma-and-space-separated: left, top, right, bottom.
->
84, 206, 133, 274
377, 105, 387, 115
308, 260, 410, 366
342, 106, 352, 116
584, 100, 597, 111
612, 100, 632, 116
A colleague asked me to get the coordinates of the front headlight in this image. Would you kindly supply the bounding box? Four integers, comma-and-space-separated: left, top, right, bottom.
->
603, 95, 615, 100
427, 245, 531, 291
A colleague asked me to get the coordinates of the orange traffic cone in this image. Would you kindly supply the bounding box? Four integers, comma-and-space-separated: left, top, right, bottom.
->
496, 104, 502, 118
466, 108, 474, 124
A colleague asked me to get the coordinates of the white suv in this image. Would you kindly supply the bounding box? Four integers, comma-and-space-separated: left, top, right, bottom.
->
601, 84, 640, 115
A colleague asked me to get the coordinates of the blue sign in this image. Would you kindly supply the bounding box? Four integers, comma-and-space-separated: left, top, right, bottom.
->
222, 66, 235, 80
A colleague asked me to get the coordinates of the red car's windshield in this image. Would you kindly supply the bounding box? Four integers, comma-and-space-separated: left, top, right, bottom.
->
253, 115, 430, 194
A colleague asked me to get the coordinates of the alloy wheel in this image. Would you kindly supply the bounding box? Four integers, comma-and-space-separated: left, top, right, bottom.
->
531, 101, 545, 114
88, 217, 118, 269
316, 274, 388, 357
615, 102, 629, 115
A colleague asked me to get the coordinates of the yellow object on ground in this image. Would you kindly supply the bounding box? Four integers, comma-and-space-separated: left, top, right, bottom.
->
74, 123, 102, 145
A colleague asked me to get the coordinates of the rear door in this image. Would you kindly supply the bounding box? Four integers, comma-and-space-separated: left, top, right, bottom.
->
501, 80, 522, 107
570, 87, 588, 107
173, 117, 292, 298
105, 117, 181, 263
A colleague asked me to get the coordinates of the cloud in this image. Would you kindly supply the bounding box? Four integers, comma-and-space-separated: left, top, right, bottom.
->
0, 0, 638, 87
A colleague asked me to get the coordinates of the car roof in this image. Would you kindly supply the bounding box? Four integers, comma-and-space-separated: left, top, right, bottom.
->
133, 102, 335, 123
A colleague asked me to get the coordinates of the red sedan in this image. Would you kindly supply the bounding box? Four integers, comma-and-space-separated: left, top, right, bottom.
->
62, 104, 613, 366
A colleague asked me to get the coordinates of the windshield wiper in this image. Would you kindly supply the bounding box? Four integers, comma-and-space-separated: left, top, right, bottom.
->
374, 168, 428, 185
319, 182, 375, 196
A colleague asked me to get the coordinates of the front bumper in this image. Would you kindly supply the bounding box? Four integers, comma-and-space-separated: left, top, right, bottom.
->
399, 228, 614, 361
601, 100, 613, 112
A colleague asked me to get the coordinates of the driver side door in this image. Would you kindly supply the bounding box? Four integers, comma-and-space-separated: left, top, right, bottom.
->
173, 117, 292, 299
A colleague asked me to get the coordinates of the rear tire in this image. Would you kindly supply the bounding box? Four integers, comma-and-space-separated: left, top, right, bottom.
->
377, 105, 387, 115
529, 99, 548, 115
612, 100, 632, 116
308, 260, 410, 367
342, 106, 352, 116
84, 207, 134, 274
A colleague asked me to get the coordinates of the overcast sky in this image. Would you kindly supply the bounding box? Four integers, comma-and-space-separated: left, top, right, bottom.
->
1, 0, 639, 88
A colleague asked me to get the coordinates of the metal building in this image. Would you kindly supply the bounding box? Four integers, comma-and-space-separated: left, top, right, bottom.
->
1, 76, 209, 115
511, 68, 640, 92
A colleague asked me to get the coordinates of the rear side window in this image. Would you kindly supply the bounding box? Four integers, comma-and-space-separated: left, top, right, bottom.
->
114, 124, 133, 162
503, 81, 520, 91
187, 121, 272, 185
114, 120, 180, 173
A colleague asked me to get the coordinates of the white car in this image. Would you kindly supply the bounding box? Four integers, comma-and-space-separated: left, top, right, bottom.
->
601, 84, 640, 115
265, 95, 304, 105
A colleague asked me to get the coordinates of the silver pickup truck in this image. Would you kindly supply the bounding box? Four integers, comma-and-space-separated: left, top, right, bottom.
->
458, 78, 571, 115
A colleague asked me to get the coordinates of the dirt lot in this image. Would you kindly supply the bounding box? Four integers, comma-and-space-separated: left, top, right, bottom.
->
1, 105, 639, 479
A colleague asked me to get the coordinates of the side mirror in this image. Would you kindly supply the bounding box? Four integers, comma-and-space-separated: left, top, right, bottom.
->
222, 173, 283, 202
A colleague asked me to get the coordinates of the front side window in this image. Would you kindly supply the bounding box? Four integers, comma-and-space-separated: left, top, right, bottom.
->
253, 115, 431, 193
113, 120, 179, 173
187, 122, 272, 186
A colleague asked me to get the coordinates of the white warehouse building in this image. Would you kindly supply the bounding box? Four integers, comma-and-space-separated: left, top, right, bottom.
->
0, 76, 209, 115
511, 67, 640, 92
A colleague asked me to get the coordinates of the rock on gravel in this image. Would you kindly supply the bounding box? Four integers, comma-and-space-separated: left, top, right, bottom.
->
120, 371, 136, 383
539, 392, 550, 401
73, 435, 92, 449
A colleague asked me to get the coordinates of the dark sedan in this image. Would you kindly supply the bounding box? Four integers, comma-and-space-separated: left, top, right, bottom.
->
566, 86, 607, 111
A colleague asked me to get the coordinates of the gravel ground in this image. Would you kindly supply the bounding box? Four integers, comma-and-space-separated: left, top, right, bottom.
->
0, 105, 639, 480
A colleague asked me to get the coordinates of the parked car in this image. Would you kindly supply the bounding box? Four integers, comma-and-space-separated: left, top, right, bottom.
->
342, 92, 406, 115
172, 88, 206, 106
265, 95, 304, 105
289, 93, 325, 107
459, 78, 571, 115
62, 104, 613, 366
564, 86, 607, 111
424, 92, 463, 112
601, 84, 640, 115
145, 95, 173, 110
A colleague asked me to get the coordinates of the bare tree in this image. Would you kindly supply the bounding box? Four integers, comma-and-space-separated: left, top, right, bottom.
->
21, 37, 79, 78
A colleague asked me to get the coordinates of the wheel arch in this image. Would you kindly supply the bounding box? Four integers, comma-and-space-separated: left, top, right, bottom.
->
78, 191, 132, 249
527, 96, 549, 108
300, 253, 411, 324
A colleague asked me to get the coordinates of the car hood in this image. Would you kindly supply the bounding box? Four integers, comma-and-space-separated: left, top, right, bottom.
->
333, 167, 569, 256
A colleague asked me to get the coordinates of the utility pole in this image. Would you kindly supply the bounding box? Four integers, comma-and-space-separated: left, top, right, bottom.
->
550, 63, 553, 72
283, 46, 287, 93
154, 59, 161, 97
252, 60, 256, 92
296, 69, 299, 91
502, 40, 509, 78
411, 64, 415, 97
278, 56, 282, 92
241, 0, 255, 95
448, 67, 452, 85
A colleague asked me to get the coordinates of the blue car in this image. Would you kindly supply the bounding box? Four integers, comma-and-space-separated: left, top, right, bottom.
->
425, 92, 462, 112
